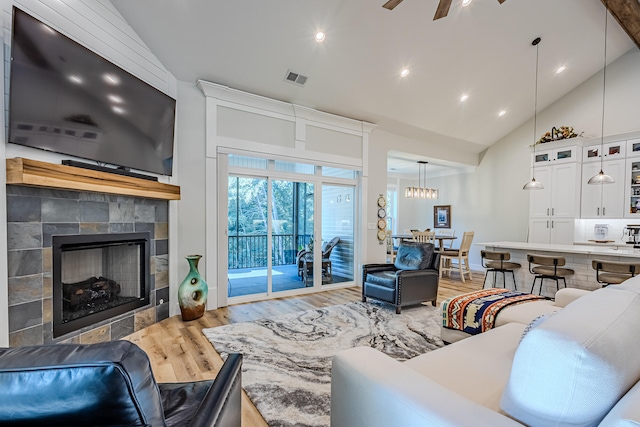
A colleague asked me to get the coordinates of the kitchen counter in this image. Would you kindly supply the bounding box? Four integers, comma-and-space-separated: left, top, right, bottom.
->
478, 241, 640, 296
479, 241, 640, 258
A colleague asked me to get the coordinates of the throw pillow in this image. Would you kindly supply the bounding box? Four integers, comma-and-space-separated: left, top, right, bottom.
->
394, 241, 434, 270
501, 286, 640, 426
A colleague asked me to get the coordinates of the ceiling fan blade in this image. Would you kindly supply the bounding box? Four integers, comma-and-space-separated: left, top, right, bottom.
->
382, 0, 404, 10
433, 0, 453, 20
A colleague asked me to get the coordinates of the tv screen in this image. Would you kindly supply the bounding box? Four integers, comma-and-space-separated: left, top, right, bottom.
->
8, 8, 176, 176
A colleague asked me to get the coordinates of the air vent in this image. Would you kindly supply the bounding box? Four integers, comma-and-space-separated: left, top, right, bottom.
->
284, 70, 308, 86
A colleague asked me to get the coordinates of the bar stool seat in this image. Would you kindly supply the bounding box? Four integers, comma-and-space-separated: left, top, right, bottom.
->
592, 259, 640, 286
527, 254, 574, 295
481, 250, 521, 289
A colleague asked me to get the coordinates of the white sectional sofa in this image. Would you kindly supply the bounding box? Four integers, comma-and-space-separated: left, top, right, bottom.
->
331, 277, 640, 426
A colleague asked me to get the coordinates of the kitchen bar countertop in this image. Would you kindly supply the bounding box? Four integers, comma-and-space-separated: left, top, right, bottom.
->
479, 241, 640, 258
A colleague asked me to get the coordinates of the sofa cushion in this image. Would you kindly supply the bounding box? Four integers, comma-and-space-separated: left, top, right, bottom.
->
365, 270, 397, 289
405, 322, 525, 411
500, 285, 640, 426
493, 299, 558, 328
394, 241, 434, 271
598, 380, 640, 426
0, 340, 166, 426
617, 274, 640, 293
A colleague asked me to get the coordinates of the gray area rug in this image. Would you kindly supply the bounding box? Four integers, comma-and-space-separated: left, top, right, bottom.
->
202, 301, 444, 427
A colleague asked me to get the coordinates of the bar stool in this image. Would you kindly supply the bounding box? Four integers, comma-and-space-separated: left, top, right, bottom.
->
592, 260, 640, 287
527, 254, 574, 295
480, 250, 521, 290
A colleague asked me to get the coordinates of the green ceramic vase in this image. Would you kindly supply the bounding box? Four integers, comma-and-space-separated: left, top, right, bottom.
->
178, 255, 208, 321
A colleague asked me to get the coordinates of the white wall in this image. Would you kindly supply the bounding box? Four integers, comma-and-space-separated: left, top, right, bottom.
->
0, 0, 179, 344
375, 49, 640, 270
174, 81, 207, 315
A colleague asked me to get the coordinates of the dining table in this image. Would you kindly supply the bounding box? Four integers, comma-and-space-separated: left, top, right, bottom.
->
392, 234, 457, 251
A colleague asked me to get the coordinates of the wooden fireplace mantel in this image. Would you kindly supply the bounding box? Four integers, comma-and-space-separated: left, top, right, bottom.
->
6, 158, 181, 200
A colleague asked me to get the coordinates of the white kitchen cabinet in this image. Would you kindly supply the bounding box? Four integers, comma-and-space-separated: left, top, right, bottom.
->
625, 158, 640, 218
528, 218, 575, 245
529, 163, 580, 219
528, 161, 579, 244
529, 166, 552, 217
582, 142, 625, 163
626, 139, 640, 158
532, 145, 579, 166
580, 159, 625, 219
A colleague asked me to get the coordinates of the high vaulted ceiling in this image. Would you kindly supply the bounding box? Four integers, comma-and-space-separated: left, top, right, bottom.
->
112, 0, 636, 166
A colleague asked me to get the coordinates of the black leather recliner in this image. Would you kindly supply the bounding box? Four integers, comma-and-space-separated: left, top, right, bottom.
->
362, 241, 440, 314
0, 340, 242, 427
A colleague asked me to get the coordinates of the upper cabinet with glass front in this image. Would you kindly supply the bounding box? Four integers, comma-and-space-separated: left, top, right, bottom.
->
582, 141, 626, 163
532, 145, 580, 166
626, 139, 640, 158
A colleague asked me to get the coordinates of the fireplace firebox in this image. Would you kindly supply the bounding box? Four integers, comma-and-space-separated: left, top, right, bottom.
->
53, 232, 150, 338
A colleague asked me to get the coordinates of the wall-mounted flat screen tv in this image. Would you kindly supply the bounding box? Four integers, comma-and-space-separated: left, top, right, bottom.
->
8, 7, 176, 176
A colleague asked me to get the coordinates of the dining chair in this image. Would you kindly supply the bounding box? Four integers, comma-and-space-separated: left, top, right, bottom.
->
386, 230, 396, 263
412, 230, 436, 244
439, 231, 474, 282
437, 229, 456, 249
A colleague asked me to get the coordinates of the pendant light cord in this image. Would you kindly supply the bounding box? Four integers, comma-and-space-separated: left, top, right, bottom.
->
600, 8, 608, 172
533, 39, 539, 156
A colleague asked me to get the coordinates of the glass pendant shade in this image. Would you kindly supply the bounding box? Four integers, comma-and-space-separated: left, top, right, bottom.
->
523, 178, 544, 190
587, 170, 615, 185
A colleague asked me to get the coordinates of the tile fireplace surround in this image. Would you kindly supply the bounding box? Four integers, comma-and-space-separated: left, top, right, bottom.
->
6, 184, 170, 347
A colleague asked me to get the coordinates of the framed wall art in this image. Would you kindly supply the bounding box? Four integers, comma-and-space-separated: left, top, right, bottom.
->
434, 205, 451, 229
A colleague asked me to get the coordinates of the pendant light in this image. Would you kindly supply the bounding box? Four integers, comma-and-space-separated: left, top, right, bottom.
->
587, 6, 615, 185
523, 37, 544, 190
405, 161, 439, 199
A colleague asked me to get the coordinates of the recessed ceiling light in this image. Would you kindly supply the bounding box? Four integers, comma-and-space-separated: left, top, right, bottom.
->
112, 106, 125, 114
315, 31, 325, 42
498, 110, 506, 117
460, 94, 469, 102
462, 0, 472, 7
108, 94, 123, 103
400, 69, 410, 77
556, 66, 566, 74
103, 73, 120, 85
69, 75, 83, 84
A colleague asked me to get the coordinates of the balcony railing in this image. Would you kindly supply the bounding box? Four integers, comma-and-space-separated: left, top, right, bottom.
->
228, 234, 312, 269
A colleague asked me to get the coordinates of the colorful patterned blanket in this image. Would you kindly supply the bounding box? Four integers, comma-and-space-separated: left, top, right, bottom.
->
442, 288, 547, 335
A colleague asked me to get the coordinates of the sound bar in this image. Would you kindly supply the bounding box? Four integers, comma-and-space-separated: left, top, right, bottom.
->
61, 160, 159, 182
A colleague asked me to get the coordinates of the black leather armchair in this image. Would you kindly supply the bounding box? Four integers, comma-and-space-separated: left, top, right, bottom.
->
0, 340, 243, 427
362, 241, 440, 314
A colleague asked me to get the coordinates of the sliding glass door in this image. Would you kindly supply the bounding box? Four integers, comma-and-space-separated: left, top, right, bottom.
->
321, 185, 355, 285
225, 155, 357, 303
227, 176, 269, 297
227, 174, 317, 298
272, 179, 314, 293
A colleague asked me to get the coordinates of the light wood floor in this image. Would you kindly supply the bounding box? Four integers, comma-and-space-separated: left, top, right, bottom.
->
125, 271, 485, 427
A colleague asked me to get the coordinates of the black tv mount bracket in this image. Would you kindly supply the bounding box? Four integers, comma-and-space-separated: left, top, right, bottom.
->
62, 160, 158, 181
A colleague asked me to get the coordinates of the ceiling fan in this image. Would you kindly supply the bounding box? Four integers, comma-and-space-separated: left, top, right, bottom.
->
382, 0, 507, 20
